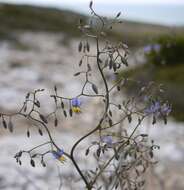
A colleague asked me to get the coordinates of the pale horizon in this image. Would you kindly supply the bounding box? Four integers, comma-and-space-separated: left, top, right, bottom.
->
1, 0, 184, 5
0, 0, 184, 26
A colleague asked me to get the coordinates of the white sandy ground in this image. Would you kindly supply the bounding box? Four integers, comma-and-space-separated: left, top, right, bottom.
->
0, 118, 184, 190
0, 32, 184, 189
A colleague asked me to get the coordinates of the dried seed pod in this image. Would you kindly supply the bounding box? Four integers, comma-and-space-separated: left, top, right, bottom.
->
78, 41, 82, 52
54, 118, 58, 127
26, 93, 30, 99
38, 128, 43, 136
79, 59, 83, 66
116, 12, 121, 18
127, 114, 132, 123
27, 130, 30, 138
112, 62, 117, 72
41, 159, 46, 167
2, 119, 7, 129
63, 110, 67, 117
92, 84, 98, 94
109, 60, 113, 70
24, 104, 27, 112
121, 57, 128, 66
69, 109, 73, 117
39, 114, 48, 124
152, 115, 156, 125
19, 160, 22, 165
109, 118, 113, 126
54, 85, 57, 93
117, 85, 121, 91
79, 18, 83, 25
87, 63, 91, 71
98, 58, 102, 63
89, 1, 93, 8
85, 148, 90, 156
74, 72, 81, 76
8, 120, 14, 133
109, 110, 112, 117
30, 159, 35, 167
61, 101, 65, 109
96, 148, 101, 157
86, 41, 90, 52
34, 100, 40, 108
31, 154, 37, 158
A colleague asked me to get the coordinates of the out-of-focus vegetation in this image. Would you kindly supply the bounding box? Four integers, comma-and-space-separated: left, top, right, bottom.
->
0, 3, 85, 41
112, 21, 184, 47
146, 35, 184, 66
122, 35, 184, 121
0, 3, 184, 47
0, 3, 184, 121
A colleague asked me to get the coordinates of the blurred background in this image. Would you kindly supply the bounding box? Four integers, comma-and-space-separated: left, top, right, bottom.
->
0, 0, 184, 189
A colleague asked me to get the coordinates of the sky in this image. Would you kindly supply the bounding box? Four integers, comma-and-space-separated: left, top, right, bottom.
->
0, 0, 184, 26
1, 0, 184, 5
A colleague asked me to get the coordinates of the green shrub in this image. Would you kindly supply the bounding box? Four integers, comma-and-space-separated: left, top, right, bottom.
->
144, 35, 184, 66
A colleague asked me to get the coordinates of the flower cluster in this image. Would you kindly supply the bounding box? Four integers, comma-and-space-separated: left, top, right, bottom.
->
161, 103, 172, 116
101, 135, 113, 147
144, 44, 161, 54
71, 98, 81, 113
145, 101, 171, 118
52, 149, 66, 163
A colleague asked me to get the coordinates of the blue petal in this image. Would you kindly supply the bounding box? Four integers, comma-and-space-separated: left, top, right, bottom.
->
101, 135, 113, 145
52, 151, 60, 159
58, 149, 64, 157
52, 149, 64, 159
71, 98, 81, 107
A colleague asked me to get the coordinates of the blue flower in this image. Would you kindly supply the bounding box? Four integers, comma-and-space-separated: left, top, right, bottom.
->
52, 149, 66, 162
144, 45, 152, 53
71, 98, 81, 107
144, 44, 161, 53
101, 135, 113, 146
161, 103, 172, 116
71, 98, 81, 113
144, 101, 161, 114
144, 101, 171, 124
153, 44, 161, 52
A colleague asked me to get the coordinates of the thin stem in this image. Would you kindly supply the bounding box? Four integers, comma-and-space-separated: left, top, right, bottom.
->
70, 37, 111, 189
90, 116, 145, 186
